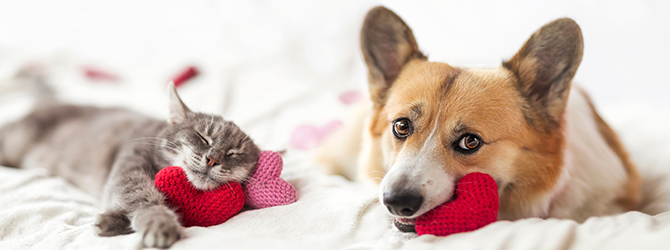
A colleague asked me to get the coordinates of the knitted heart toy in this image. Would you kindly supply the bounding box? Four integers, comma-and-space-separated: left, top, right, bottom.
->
414, 172, 499, 236
244, 151, 298, 208
155, 166, 244, 227
154, 150, 297, 227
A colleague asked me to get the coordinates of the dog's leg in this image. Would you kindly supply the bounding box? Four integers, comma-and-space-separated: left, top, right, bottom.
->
356, 130, 385, 185
314, 101, 370, 181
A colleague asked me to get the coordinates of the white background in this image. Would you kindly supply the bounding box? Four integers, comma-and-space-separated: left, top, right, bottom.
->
0, 0, 668, 146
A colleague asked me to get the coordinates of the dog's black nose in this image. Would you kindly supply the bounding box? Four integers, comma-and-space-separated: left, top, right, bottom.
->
383, 191, 423, 216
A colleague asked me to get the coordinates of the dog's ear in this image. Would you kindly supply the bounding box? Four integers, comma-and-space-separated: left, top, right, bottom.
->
361, 6, 426, 107
503, 18, 583, 124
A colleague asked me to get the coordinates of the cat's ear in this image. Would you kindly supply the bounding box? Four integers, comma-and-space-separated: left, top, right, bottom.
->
167, 82, 191, 124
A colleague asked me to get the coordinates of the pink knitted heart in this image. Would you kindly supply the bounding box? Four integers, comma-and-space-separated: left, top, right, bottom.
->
243, 151, 298, 208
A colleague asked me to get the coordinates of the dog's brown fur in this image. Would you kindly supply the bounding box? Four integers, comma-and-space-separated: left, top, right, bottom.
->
582, 89, 642, 211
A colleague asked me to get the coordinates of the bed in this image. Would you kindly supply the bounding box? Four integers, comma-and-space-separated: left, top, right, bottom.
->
1, 1, 669, 249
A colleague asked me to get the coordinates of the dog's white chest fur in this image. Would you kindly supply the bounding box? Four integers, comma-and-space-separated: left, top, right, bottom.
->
543, 87, 629, 221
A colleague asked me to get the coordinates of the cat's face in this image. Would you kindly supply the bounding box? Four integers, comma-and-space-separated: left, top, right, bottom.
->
160, 84, 260, 190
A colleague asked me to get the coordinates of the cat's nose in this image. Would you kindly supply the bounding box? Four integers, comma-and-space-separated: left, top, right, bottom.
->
206, 156, 219, 167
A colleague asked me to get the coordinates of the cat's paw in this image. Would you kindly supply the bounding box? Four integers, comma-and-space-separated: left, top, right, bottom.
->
94, 210, 133, 236
135, 206, 183, 248
141, 217, 183, 248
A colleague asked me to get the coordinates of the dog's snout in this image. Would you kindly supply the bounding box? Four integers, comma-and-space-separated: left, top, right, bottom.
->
383, 190, 423, 217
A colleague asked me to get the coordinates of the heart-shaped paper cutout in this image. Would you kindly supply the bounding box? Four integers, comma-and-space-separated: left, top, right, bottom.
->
243, 151, 298, 208
415, 172, 499, 236
155, 166, 245, 227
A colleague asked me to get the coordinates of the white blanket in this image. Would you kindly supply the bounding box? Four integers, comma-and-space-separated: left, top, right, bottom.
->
1, 0, 670, 249
2, 109, 670, 250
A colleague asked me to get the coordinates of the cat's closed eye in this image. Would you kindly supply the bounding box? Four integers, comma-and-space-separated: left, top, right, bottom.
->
226, 149, 243, 157
195, 131, 209, 146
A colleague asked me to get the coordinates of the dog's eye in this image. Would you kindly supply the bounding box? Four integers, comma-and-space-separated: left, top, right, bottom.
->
195, 132, 209, 146
392, 118, 413, 139
457, 134, 482, 152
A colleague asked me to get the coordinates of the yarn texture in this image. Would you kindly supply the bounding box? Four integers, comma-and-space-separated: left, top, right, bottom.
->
415, 172, 499, 236
154, 166, 245, 227
154, 150, 297, 227
243, 151, 298, 209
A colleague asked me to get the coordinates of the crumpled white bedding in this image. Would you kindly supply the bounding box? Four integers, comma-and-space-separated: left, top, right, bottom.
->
1, 0, 670, 249
2, 108, 670, 250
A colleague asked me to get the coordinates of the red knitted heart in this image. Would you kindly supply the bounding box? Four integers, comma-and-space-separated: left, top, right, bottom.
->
415, 172, 499, 236
154, 166, 245, 227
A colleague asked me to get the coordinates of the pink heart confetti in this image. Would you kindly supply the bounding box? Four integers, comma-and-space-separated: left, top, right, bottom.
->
290, 120, 343, 150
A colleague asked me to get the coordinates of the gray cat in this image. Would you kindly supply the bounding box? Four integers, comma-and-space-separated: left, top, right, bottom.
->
0, 81, 260, 248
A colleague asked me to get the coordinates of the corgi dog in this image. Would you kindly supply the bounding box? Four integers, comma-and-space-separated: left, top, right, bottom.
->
317, 6, 641, 232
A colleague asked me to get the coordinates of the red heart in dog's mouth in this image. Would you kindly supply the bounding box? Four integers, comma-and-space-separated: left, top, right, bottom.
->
154, 166, 245, 227
408, 172, 498, 236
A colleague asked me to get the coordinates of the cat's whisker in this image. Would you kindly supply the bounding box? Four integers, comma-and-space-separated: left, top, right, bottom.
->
129, 137, 181, 152
129, 140, 176, 147
242, 175, 260, 184
129, 141, 180, 152
136, 137, 179, 148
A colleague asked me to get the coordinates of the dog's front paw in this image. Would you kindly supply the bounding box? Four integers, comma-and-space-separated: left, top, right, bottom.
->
94, 210, 133, 236
134, 206, 183, 248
